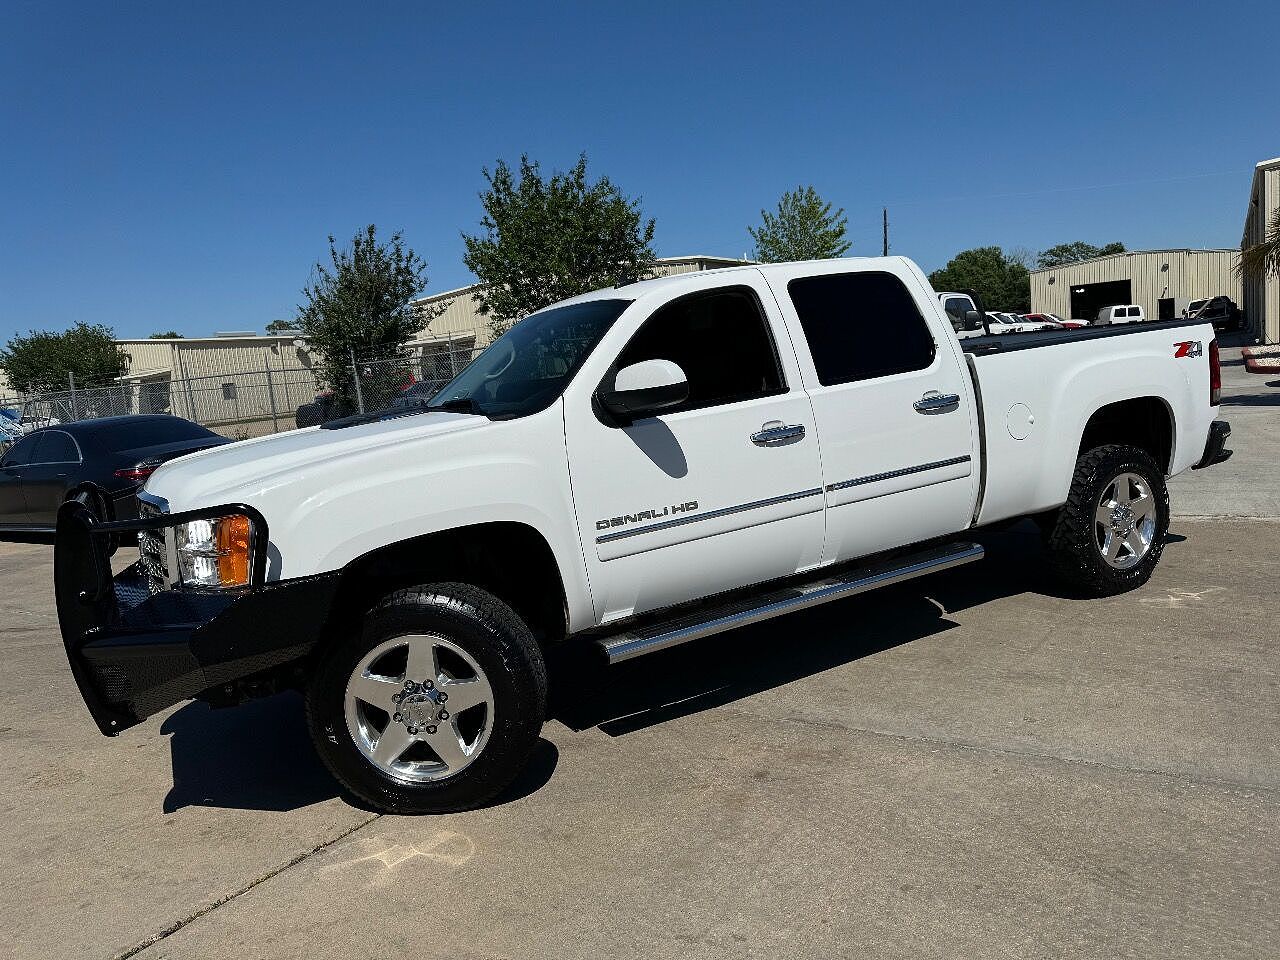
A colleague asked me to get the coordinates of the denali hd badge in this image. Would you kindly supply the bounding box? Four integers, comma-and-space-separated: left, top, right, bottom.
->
597, 501, 698, 530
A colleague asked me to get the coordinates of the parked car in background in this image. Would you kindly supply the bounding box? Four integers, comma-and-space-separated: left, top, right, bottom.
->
0, 415, 231, 533
1022, 313, 1067, 329
0, 416, 23, 457
1096, 304, 1146, 325
985, 312, 1059, 334
937, 291, 986, 338
1186, 296, 1242, 332
295, 376, 451, 427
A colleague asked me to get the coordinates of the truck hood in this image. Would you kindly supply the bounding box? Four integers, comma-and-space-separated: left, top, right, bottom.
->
143, 411, 487, 510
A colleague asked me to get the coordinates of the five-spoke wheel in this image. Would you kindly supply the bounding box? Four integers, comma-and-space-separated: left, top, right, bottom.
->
307, 582, 546, 814
345, 633, 494, 782
1094, 472, 1157, 569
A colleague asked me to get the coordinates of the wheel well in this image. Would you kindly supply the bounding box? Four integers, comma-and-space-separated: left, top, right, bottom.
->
326, 522, 568, 648
1078, 397, 1174, 473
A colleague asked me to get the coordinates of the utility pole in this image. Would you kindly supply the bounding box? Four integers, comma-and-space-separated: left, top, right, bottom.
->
882, 208, 889, 257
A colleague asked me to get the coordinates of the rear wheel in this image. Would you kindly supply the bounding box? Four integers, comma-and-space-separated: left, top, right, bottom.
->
306, 582, 546, 814
1044, 444, 1169, 596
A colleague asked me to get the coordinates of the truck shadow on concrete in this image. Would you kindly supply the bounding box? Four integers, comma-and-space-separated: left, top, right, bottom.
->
549, 521, 1188, 737
159, 694, 559, 813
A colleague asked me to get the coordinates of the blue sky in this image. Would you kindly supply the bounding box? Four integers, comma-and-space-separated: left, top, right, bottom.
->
2, 0, 1276, 341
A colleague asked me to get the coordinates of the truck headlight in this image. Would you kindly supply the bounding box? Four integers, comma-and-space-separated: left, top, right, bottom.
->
174, 514, 253, 589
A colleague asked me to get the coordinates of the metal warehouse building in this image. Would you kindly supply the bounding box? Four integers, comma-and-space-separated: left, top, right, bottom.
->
1241, 156, 1280, 343
1031, 156, 1280, 342
1031, 249, 1241, 327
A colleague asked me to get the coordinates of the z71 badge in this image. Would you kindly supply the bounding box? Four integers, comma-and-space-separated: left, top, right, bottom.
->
596, 501, 698, 531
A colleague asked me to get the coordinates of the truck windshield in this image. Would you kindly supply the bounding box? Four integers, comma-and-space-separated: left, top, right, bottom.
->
428, 298, 632, 419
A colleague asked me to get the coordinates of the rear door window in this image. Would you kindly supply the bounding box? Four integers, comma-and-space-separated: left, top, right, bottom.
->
35, 431, 79, 462
1127, 306, 1142, 317
788, 272, 936, 386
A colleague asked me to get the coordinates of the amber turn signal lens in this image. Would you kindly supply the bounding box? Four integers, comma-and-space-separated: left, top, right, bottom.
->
215, 514, 251, 587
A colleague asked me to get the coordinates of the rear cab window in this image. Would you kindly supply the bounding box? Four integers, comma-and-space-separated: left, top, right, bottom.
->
786, 271, 937, 385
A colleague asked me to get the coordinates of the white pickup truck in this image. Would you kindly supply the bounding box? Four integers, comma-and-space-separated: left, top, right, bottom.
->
55, 257, 1231, 814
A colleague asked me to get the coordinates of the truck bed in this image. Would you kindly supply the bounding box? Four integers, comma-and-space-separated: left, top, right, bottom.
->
960, 317, 1218, 529
960, 317, 1208, 355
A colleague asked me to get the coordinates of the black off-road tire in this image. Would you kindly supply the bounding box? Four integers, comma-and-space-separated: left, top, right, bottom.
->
306, 582, 547, 814
1044, 444, 1170, 597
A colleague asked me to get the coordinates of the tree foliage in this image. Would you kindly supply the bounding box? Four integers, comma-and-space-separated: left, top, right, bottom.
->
928, 247, 1031, 312
0, 322, 130, 394
462, 154, 657, 336
295, 225, 433, 398
264, 319, 300, 335
748, 186, 850, 262
1238, 208, 1280, 281
149, 330, 184, 339
1036, 241, 1126, 268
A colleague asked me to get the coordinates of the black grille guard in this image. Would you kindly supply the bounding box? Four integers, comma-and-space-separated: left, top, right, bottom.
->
53, 498, 290, 735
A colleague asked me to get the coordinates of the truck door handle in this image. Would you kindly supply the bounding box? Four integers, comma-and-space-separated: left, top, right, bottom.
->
751, 422, 806, 446
913, 391, 961, 414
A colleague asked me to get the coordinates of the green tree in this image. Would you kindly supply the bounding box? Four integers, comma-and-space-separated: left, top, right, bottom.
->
0, 322, 130, 394
1238, 208, 1280, 281
265, 318, 300, 335
748, 186, 850, 263
149, 330, 184, 339
295, 225, 434, 403
1036, 241, 1126, 268
462, 154, 657, 336
929, 247, 1031, 312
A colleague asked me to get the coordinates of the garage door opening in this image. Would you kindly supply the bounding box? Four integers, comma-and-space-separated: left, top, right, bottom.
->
1070, 280, 1132, 323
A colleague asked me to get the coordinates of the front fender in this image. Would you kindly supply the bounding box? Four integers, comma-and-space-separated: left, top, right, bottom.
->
250, 407, 596, 632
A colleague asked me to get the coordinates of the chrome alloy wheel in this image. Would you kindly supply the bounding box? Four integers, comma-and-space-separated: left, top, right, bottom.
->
1094, 472, 1157, 570
344, 633, 495, 782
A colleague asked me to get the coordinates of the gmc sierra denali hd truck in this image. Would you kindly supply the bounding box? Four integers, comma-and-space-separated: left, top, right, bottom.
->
54, 257, 1231, 814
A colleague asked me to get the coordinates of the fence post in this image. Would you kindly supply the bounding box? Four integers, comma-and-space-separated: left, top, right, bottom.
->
68, 372, 78, 420
350, 348, 365, 414
176, 349, 198, 422
264, 360, 280, 434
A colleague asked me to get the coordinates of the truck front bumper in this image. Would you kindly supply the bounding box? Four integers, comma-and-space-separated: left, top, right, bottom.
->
54, 499, 338, 735
1193, 419, 1232, 470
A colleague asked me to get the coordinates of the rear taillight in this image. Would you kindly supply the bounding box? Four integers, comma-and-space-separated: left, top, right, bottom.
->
114, 466, 157, 482
1208, 339, 1221, 406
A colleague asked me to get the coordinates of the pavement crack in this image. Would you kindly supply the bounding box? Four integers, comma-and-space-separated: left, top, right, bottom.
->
755, 711, 1280, 799
112, 812, 381, 960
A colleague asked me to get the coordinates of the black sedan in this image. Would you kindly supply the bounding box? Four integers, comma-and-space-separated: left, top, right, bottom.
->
0, 416, 231, 533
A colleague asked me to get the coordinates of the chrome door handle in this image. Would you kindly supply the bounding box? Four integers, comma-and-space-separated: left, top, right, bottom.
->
913, 391, 961, 414
751, 422, 806, 446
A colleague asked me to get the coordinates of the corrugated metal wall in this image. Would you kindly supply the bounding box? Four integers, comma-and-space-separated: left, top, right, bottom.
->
1241, 160, 1280, 344
1031, 249, 1242, 322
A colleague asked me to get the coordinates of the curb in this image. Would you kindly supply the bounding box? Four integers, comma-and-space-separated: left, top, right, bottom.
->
1244, 356, 1280, 374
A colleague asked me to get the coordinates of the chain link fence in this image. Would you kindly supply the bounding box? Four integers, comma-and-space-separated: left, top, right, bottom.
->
0, 339, 482, 445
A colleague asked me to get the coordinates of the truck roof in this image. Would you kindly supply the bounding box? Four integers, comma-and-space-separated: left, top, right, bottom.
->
562, 256, 921, 307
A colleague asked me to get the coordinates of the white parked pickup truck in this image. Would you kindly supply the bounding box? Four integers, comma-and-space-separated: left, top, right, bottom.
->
55, 257, 1231, 813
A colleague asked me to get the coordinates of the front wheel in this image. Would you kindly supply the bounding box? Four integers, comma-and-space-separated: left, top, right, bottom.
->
306, 583, 547, 814
1044, 444, 1170, 597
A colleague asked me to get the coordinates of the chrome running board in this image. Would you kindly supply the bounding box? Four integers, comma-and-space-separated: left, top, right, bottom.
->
597, 541, 984, 664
